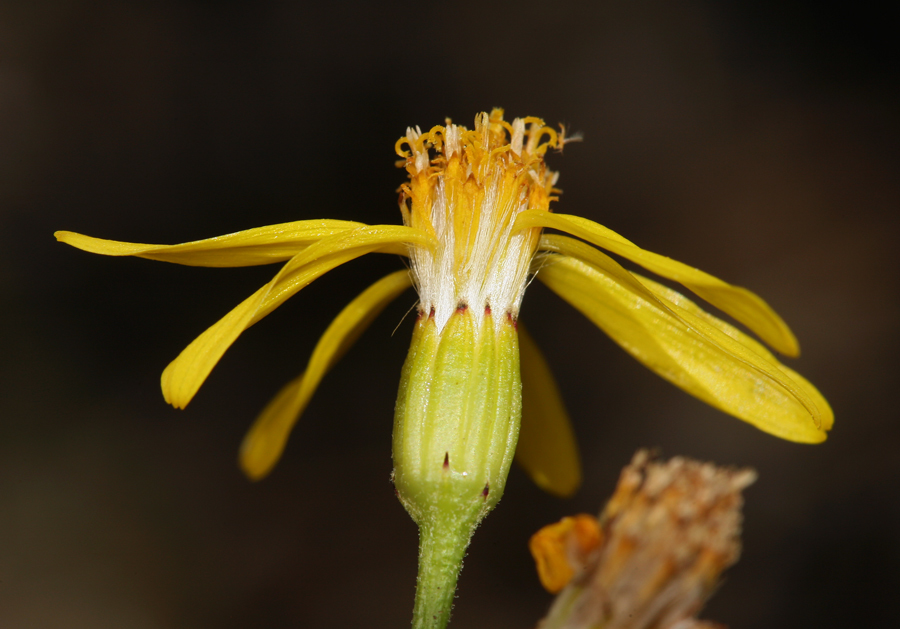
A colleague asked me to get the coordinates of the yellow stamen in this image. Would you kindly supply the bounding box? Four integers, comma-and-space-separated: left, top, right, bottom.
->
396, 109, 563, 333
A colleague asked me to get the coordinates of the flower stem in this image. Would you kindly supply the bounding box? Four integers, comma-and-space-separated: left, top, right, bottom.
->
412, 513, 478, 629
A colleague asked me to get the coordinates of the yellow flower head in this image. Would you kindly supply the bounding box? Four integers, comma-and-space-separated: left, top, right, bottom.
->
55, 108, 833, 497
57, 108, 832, 629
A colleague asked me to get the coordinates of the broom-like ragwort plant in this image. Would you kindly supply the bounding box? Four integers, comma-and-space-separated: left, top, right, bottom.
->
57, 109, 832, 629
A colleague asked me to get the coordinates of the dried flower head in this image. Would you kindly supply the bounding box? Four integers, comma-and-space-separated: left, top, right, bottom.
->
533, 450, 756, 629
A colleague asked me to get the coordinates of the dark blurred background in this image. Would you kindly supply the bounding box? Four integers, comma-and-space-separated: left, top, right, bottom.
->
1, 1, 897, 627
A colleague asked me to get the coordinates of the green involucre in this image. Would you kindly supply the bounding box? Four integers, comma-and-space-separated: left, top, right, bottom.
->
393, 307, 522, 629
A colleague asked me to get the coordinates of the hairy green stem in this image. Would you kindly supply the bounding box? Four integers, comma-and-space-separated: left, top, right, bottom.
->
412, 515, 479, 629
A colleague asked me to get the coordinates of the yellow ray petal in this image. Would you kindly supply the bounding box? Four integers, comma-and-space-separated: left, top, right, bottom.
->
247, 225, 432, 325
635, 272, 833, 433
239, 269, 414, 480
516, 323, 582, 497
54, 219, 365, 267
161, 225, 432, 408
516, 210, 799, 357
535, 237, 831, 443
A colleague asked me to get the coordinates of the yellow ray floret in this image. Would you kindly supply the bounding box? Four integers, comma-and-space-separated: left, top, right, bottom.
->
55, 219, 365, 267
516, 324, 582, 498
58, 224, 434, 409
160, 226, 433, 408
535, 235, 831, 442
240, 269, 414, 480
519, 210, 800, 357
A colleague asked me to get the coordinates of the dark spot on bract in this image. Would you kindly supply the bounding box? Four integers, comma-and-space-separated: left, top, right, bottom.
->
481, 483, 490, 499
443, 452, 450, 470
